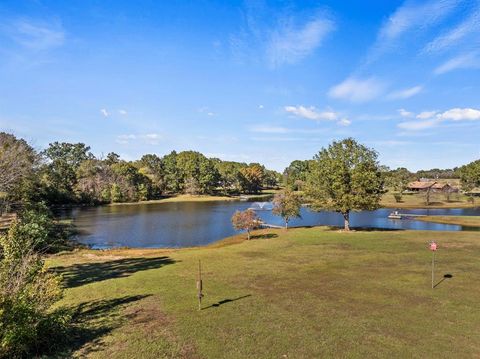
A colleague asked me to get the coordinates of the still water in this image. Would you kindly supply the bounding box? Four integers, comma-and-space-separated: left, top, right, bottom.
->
64, 201, 480, 249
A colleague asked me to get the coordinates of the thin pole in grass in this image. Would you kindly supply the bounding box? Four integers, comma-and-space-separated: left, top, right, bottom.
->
197, 260, 203, 310
429, 241, 437, 289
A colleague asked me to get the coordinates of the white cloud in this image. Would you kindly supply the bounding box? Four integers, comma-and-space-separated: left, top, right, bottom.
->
438, 108, 480, 121
398, 119, 437, 131
416, 111, 437, 119
118, 109, 128, 115
100, 109, 109, 118
116, 134, 136, 144
424, 7, 480, 53
397, 107, 480, 131
258, 104, 264, 109
267, 15, 335, 67
8, 19, 65, 51
434, 52, 480, 75
284, 105, 337, 121
398, 109, 414, 118
328, 77, 384, 103
337, 118, 351, 126
387, 85, 423, 100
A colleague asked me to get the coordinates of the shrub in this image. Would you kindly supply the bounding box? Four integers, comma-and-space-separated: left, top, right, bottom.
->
0, 206, 69, 358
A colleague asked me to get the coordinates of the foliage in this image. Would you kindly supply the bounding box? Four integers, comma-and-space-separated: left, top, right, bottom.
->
239, 164, 264, 194
283, 160, 311, 190
0, 208, 67, 358
231, 209, 259, 239
272, 189, 302, 228
306, 138, 384, 230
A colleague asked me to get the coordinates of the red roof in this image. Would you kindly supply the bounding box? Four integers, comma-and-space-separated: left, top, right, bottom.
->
408, 181, 436, 189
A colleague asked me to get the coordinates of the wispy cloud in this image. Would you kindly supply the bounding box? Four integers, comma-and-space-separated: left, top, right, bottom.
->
398, 119, 437, 131
118, 109, 128, 116
369, 0, 460, 60
328, 77, 384, 103
387, 85, 423, 100
249, 124, 329, 134
416, 111, 437, 119
231, 5, 335, 68
6, 18, 65, 51
434, 52, 480, 74
116, 133, 162, 145
266, 15, 335, 68
398, 109, 414, 118
100, 109, 109, 118
424, 6, 480, 53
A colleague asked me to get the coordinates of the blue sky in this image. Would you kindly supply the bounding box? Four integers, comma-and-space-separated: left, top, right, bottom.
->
1, 0, 479, 172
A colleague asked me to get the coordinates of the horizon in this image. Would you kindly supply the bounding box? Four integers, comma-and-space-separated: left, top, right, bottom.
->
1, 0, 480, 172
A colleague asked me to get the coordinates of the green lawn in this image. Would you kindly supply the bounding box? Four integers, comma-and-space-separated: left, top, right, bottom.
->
417, 215, 480, 227
48, 228, 480, 358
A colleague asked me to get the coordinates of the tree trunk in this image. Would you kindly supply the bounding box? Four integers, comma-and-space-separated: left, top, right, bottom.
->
285, 219, 288, 230
343, 211, 350, 231
247, 230, 250, 240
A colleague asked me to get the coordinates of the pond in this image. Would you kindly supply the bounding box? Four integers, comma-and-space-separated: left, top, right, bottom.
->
62, 200, 480, 249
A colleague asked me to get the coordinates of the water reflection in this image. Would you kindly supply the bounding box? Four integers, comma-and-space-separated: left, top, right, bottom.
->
64, 202, 480, 249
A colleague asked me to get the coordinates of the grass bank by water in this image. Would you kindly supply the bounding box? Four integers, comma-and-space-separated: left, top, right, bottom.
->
48, 227, 480, 358
381, 192, 478, 209
416, 215, 480, 227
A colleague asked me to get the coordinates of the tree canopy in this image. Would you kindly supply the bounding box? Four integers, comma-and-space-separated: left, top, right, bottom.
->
305, 138, 384, 231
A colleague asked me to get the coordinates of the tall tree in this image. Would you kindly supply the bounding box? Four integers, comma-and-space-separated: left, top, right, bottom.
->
239, 164, 264, 194
306, 138, 384, 231
41, 142, 93, 202
459, 159, 480, 203
272, 188, 302, 229
0, 133, 37, 197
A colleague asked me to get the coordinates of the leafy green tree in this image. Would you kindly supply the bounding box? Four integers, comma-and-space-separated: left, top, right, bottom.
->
213, 160, 246, 194
306, 138, 384, 231
0, 133, 38, 205
162, 151, 182, 193
41, 142, 93, 203
231, 209, 259, 240
459, 159, 480, 203
0, 209, 66, 358
272, 189, 302, 229
385, 167, 412, 202
283, 160, 311, 190
239, 164, 264, 194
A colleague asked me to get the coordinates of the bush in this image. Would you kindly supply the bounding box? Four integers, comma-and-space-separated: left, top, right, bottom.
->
393, 192, 403, 203
0, 206, 69, 358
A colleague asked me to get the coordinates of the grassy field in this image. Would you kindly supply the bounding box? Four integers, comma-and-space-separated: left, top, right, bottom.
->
47, 227, 480, 358
417, 215, 480, 227
381, 192, 477, 209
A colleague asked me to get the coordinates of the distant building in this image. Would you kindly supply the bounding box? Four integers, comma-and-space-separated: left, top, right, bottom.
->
407, 181, 459, 193
407, 181, 436, 191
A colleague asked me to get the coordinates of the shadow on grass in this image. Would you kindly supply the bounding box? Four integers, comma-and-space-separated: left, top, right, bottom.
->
54, 256, 176, 288
251, 233, 278, 240
202, 294, 252, 310
434, 273, 453, 288
51, 295, 150, 357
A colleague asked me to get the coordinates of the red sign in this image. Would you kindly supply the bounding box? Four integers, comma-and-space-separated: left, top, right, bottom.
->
429, 242, 437, 251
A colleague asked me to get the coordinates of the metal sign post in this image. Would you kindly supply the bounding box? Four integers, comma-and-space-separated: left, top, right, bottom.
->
197, 260, 204, 310
429, 241, 437, 289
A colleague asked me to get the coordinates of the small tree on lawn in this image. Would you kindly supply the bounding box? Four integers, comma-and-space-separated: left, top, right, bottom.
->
272, 189, 301, 229
231, 209, 259, 240
305, 138, 384, 231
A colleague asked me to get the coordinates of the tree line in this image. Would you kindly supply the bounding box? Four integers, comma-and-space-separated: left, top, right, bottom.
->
0, 132, 281, 208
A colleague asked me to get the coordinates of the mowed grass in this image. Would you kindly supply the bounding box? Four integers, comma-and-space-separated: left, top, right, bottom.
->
48, 228, 480, 358
417, 215, 480, 227
381, 192, 477, 208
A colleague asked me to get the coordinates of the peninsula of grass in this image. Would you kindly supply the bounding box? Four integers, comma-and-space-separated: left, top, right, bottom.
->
47, 227, 480, 358
381, 192, 478, 209
416, 215, 480, 227
108, 190, 279, 206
